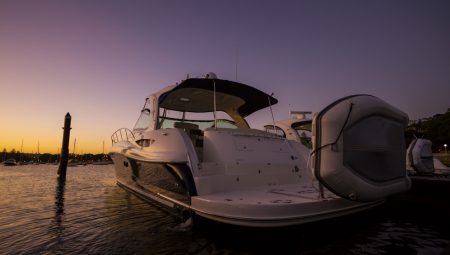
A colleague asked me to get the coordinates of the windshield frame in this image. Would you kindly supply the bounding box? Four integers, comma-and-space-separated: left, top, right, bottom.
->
157, 108, 238, 130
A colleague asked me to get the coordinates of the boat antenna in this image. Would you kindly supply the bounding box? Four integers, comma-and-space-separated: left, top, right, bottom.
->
235, 47, 238, 81
268, 93, 276, 131
288, 104, 292, 118
213, 80, 217, 129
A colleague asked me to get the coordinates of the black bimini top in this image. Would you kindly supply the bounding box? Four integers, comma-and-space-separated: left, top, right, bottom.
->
158, 78, 278, 118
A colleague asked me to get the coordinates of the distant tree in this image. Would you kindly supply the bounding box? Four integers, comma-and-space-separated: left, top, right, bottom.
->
41, 153, 53, 163
1, 148, 6, 161
409, 109, 450, 152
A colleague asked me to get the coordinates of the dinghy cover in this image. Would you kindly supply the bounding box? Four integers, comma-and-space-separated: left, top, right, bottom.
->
406, 138, 434, 174
312, 95, 411, 202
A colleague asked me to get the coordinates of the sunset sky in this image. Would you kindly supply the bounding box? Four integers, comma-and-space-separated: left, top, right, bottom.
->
1, 0, 449, 154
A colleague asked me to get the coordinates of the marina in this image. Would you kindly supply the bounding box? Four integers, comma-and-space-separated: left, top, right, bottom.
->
1, 1, 449, 254
1, 164, 449, 254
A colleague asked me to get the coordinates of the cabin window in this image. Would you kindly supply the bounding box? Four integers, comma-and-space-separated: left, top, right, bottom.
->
292, 122, 312, 133
133, 109, 151, 130
292, 122, 312, 148
157, 108, 237, 130
265, 126, 286, 138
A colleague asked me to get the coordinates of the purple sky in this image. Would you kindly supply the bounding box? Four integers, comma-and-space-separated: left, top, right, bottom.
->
1, 0, 449, 153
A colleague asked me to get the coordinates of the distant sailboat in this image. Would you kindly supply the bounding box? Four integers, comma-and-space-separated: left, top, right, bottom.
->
35, 141, 41, 164
68, 138, 79, 167
19, 139, 23, 163
93, 140, 112, 165
18, 139, 28, 165
53, 147, 60, 165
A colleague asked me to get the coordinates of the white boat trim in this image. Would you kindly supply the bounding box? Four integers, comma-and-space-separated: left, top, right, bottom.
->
117, 180, 180, 209
193, 200, 382, 227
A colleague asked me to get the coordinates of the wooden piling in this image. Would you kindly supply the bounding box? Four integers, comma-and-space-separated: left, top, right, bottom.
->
57, 113, 72, 181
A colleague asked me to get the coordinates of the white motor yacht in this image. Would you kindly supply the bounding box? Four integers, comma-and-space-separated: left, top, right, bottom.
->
110, 74, 411, 227
3, 158, 17, 166
265, 111, 313, 150
406, 138, 450, 175
402, 138, 450, 194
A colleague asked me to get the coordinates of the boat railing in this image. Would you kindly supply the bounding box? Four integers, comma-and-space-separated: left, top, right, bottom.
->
111, 128, 135, 145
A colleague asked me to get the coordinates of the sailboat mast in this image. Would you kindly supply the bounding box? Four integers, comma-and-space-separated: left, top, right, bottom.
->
37, 141, 40, 163
73, 138, 77, 157
20, 139, 24, 162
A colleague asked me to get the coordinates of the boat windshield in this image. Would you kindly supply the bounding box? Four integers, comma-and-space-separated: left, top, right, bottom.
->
157, 108, 237, 130
292, 121, 312, 134
292, 121, 312, 148
133, 109, 151, 130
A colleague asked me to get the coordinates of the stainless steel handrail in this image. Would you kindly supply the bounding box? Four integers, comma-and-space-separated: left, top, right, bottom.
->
111, 128, 135, 145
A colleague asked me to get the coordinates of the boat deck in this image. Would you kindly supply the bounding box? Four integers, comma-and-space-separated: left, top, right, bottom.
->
191, 184, 381, 227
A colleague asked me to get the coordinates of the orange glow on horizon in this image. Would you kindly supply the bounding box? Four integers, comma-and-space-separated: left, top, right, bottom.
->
0, 119, 114, 154
0, 138, 112, 154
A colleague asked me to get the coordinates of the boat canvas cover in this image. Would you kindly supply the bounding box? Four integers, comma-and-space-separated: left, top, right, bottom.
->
157, 78, 277, 117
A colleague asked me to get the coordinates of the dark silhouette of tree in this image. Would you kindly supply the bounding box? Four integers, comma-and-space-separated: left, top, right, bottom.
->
408, 108, 450, 152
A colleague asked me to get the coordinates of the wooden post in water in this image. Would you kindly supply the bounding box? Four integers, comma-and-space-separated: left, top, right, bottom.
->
57, 113, 72, 181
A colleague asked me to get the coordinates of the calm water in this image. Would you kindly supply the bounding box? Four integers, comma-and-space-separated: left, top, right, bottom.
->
1, 164, 449, 255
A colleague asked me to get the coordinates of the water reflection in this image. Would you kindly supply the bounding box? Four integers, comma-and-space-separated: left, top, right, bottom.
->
53, 178, 66, 236
0, 164, 449, 254
55, 178, 66, 218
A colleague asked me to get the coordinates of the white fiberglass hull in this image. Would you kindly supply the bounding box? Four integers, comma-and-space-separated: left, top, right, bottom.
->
116, 175, 381, 227
191, 184, 382, 227
110, 125, 388, 227
112, 153, 381, 227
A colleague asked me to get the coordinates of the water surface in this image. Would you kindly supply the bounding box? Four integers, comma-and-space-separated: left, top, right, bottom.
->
0, 165, 449, 254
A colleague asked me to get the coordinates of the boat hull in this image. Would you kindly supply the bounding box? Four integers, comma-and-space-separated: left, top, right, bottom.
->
3, 159, 17, 166
111, 153, 196, 216
112, 152, 382, 227
190, 184, 382, 227
110, 127, 385, 227
194, 200, 382, 227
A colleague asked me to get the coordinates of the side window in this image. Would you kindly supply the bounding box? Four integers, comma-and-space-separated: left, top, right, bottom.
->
292, 121, 312, 149
133, 109, 151, 130
265, 126, 286, 138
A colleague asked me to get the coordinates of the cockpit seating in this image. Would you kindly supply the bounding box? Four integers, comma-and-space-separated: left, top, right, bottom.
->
174, 122, 204, 161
